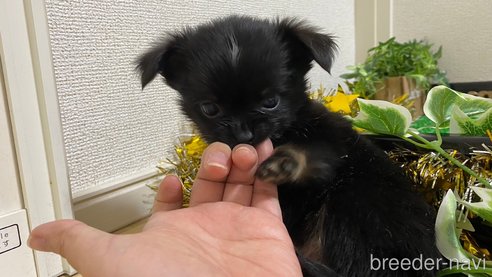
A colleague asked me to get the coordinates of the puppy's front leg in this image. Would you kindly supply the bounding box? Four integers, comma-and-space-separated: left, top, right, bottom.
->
256, 143, 340, 184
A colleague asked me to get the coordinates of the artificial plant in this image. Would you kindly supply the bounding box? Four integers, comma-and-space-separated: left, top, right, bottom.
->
351, 85, 492, 275
352, 85, 492, 187
341, 37, 448, 99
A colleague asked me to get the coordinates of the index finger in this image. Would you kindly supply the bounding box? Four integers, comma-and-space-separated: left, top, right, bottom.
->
189, 142, 232, 206
222, 144, 258, 205
251, 139, 282, 219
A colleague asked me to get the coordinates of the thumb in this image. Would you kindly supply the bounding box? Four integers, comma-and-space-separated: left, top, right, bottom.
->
29, 219, 113, 275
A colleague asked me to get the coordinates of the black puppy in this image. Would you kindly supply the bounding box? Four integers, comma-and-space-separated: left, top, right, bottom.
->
137, 15, 440, 276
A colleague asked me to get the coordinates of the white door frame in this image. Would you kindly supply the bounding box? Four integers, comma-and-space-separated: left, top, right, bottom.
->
24, 0, 75, 223
0, 0, 74, 275
354, 0, 393, 63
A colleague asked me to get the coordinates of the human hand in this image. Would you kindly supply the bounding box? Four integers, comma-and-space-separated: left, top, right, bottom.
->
28, 140, 302, 277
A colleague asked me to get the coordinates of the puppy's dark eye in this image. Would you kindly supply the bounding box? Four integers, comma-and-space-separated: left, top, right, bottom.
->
200, 102, 221, 117
261, 96, 279, 110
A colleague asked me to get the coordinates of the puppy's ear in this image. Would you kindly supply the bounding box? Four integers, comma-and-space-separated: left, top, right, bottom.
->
278, 18, 337, 73
136, 35, 186, 89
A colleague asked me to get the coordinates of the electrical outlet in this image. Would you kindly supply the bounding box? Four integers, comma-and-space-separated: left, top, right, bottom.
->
0, 223, 21, 254
0, 209, 36, 276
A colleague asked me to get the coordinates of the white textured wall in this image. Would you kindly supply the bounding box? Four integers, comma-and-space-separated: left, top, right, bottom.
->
44, 0, 354, 196
392, 0, 492, 83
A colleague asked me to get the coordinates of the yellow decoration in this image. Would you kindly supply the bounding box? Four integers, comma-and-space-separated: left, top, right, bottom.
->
177, 136, 208, 159
392, 93, 416, 112
388, 146, 492, 261
323, 92, 359, 114
461, 231, 491, 260
154, 134, 208, 207
387, 147, 492, 209
309, 84, 359, 115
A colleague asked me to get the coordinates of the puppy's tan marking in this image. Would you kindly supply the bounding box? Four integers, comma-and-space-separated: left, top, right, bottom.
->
256, 144, 307, 184
299, 205, 326, 262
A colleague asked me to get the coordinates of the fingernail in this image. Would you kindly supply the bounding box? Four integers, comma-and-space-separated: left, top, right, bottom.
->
234, 146, 256, 160
235, 146, 251, 155
27, 234, 47, 251
205, 151, 228, 170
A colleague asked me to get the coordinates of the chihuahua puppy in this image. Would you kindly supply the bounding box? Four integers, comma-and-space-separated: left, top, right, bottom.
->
137, 15, 440, 276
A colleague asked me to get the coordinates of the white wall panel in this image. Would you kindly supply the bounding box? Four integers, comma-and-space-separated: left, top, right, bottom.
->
392, 0, 492, 83
0, 61, 23, 215
43, 0, 355, 196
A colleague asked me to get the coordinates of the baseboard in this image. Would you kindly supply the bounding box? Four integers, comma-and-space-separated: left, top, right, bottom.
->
73, 175, 163, 232
450, 81, 492, 92
72, 168, 161, 202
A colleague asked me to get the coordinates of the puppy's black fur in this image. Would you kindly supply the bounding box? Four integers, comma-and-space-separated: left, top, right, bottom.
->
137, 15, 440, 276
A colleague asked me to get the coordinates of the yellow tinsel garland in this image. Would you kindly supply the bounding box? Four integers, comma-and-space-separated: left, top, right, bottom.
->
155, 135, 207, 207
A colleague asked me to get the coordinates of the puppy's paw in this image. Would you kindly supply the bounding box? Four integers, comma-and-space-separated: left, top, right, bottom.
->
256, 145, 307, 184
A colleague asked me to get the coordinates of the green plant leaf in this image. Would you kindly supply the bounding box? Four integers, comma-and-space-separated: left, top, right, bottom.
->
424, 85, 466, 125
406, 74, 428, 88
351, 99, 412, 136
458, 187, 492, 223
435, 190, 474, 262
459, 93, 492, 116
471, 186, 492, 204
410, 115, 451, 135
340, 72, 356, 79
415, 91, 492, 135
450, 106, 492, 136
434, 46, 443, 60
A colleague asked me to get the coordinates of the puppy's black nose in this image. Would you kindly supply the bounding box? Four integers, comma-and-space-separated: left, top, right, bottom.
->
234, 130, 253, 143
231, 122, 254, 144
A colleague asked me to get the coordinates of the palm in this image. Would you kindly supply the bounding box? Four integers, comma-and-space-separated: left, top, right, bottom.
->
109, 203, 299, 277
